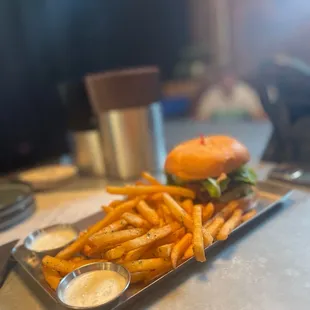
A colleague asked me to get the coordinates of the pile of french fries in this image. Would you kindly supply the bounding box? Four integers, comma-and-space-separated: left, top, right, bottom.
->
42, 172, 257, 290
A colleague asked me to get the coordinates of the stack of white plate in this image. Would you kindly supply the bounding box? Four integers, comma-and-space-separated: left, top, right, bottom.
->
0, 183, 36, 231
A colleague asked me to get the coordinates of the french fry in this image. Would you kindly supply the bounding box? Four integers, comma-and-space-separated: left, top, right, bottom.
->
174, 196, 182, 204
110, 222, 181, 256
241, 209, 257, 223
171, 233, 192, 268
121, 212, 151, 229
202, 202, 214, 223
108, 200, 124, 208
163, 194, 193, 231
217, 209, 243, 240
90, 219, 128, 240
157, 204, 166, 227
193, 205, 206, 262
202, 227, 214, 247
113, 258, 125, 265
160, 203, 173, 224
217, 201, 239, 220
42, 256, 107, 274
42, 256, 74, 274
89, 228, 146, 249
156, 205, 164, 219
205, 217, 225, 238
105, 247, 126, 260
141, 172, 161, 185
42, 267, 61, 290
106, 185, 195, 199
155, 243, 174, 258
124, 245, 150, 261
159, 218, 165, 227
56, 198, 139, 259
182, 245, 194, 260
122, 258, 171, 273
100, 198, 141, 227
131, 271, 148, 284
144, 262, 173, 284
154, 227, 186, 247
101, 205, 113, 213
123, 222, 181, 251
161, 203, 171, 215
69, 256, 84, 263
141, 247, 157, 259
182, 199, 193, 215
147, 193, 163, 201
200, 205, 214, 246
82, 244, 93, 257
137, 200, 160, 226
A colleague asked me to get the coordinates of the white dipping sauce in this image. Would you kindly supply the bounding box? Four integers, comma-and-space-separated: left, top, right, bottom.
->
30, 228, 77, 251
64, 270, 127, 307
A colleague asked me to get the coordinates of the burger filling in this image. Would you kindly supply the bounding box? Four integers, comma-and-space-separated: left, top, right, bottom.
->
166, 166, 257, 203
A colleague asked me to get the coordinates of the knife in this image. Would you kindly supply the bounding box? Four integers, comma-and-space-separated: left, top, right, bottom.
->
0, 239, 19, 288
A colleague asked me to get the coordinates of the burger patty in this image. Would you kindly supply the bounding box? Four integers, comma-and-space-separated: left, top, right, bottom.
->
179, 181, 253, 203
166, 165, 256, 203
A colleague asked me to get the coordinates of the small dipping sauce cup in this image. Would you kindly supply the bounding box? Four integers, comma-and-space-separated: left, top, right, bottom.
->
56, 262, 130, 309
24, 224, 79, 256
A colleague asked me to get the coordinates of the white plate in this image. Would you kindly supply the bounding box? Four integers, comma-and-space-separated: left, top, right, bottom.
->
18, 165, 77, 191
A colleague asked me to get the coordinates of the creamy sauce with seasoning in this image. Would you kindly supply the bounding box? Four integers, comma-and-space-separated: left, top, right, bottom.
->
30, 229, 77, 251
63, 270, 126, 307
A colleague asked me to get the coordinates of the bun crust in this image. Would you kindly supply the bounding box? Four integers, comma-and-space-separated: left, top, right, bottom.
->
165, 136, 250, 180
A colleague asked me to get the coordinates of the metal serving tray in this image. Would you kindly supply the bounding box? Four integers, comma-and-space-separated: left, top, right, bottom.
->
12, 181, 292, 309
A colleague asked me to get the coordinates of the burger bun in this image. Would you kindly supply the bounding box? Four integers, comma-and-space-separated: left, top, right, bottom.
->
165, 136, 250, 181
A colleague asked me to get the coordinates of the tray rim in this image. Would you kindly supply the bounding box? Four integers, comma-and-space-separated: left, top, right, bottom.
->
11, 180, 293, 308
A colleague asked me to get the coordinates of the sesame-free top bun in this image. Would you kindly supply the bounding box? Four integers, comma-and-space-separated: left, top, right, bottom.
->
165, 136, 250, 181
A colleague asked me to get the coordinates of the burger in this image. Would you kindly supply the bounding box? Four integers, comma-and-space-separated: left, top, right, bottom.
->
164, 136, 257, 209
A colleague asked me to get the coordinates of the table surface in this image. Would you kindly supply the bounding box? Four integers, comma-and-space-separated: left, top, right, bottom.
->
3, 120, 310, 310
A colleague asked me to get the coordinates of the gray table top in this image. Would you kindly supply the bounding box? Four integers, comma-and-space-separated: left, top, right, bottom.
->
3, 120, 310, 310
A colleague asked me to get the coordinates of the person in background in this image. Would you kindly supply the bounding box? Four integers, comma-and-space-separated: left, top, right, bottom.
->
196, 67, 265, 120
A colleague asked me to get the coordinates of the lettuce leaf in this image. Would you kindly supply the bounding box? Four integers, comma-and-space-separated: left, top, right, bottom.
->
201, 178, 221, 198
231, 166, 257, 185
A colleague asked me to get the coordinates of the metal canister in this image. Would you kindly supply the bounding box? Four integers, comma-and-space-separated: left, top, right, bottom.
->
58, 80, 105, 176
72, 130, 105, 177
85, 67, 166, 180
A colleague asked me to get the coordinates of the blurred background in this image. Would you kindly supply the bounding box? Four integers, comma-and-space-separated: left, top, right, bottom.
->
2, 0, 310, 174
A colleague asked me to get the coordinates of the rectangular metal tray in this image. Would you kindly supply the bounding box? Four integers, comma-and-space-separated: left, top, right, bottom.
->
12, 181, 292, 309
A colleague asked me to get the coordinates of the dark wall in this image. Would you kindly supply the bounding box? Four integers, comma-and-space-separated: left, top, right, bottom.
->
0, 0, 189, 173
